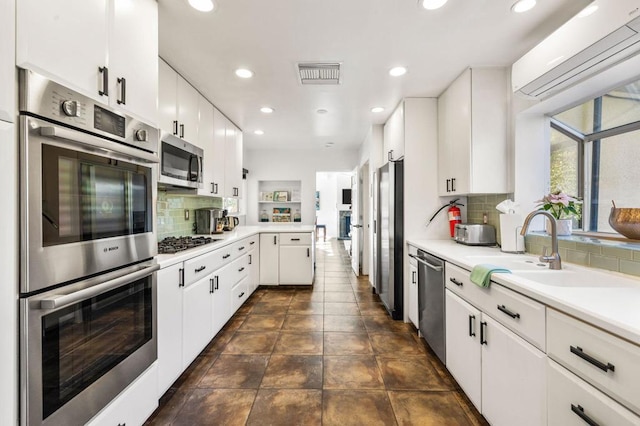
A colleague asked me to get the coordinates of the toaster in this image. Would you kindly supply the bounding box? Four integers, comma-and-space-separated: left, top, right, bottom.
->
454, 224, 497, 246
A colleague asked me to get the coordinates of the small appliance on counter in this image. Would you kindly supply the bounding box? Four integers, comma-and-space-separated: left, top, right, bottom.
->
195, 208, 226, 234
223, 216, 239, 231
453, 224, 496, 246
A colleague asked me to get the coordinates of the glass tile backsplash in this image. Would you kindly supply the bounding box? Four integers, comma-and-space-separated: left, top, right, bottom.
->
156, 192, 223, 240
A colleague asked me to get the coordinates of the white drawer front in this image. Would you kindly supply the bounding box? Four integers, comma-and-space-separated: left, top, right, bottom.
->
280, 233, 312, 245
547, 309, 640, 415
445, 263, 488, 308
246, 235, 259, 250
548, 359, 640, 426
183, 250, 217, 286
487, 283, 546, 351
231, 277, 249, 312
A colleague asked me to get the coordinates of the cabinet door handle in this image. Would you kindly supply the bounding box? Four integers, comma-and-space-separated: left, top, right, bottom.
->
571, 404, 600, 426
249, 254, 252, 265
273, 236, 277, 245
446, 179, 450, 193
412, 271, 416, 284
215, 276, 219, 290
238, 267, 245, 272
117, 77, 126, 105
468, 315, 476, 337
173, 120, 179, 136
210, 278, 214, 294
98, 66, 109, 96
179, 124, 185, 138
211, 182, 215, 194
449, 277, 463, 287
195, 265, 206, 273
570, 346, 615, 372
222, 254, 231, 259
480, 321, 487, 345
213, 183, 218, 194
451, 177, 456, 192
497, 304, 520, 319
178, 268, 184, 287
307, 248, 310, 257
238, 292, 245, 298
388, 150, 393, 161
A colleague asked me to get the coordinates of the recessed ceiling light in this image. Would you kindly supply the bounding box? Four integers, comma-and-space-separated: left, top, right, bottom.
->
511, 0, 536, 13
254, 130, 264, 135
316, 109, 328, 114
260, 107, 274, 114
235, 68, 254, 79
188, 0, 215, 12
389, 67, 407, 77
420, 0, 448, 10
371, 107, 385, 113
577, 4, 598, 18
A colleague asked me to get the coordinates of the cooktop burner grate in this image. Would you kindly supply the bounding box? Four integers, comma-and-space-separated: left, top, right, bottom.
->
157, 236, 221, 254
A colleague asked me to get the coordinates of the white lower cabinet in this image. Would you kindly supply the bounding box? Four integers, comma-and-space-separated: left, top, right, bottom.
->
260, 233, 280, 285
408, 258, 419, 328
445, 288, 546, 426
157, 263, 184, 396
88, 363, 158, 426
261, 233, 314, 285
182, 273, 214, 368
548, 359, 640, 426
248, 245, 259, 293
279, 245, 313, 284
481, 315, 546, 426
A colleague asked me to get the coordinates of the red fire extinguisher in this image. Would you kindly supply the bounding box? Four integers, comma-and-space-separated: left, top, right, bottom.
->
448, 204, 462, 237
426, 199, 464, 237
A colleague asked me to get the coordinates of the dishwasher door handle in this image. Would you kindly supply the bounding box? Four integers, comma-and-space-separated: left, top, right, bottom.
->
409, 254, 443, 272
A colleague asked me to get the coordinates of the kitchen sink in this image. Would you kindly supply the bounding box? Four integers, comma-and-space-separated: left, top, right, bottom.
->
464, 255, 550, 271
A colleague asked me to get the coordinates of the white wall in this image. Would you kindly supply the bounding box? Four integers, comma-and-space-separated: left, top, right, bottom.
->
244, 148, 359, 226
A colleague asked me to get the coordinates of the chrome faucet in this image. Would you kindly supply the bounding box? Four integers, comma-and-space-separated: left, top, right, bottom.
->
520, 210, 562, 270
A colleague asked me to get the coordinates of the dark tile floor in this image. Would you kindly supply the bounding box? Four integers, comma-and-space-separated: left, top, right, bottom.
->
146, 239, 488, 425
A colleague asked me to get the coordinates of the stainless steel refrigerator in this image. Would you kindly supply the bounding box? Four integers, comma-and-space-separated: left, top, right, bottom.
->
376, 160, 403, 320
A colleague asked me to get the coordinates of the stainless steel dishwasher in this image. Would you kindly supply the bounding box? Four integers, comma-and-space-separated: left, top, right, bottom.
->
414, 250, 446, 364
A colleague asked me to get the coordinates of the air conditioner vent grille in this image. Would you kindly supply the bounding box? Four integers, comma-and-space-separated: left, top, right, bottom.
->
298, 63, 341, 85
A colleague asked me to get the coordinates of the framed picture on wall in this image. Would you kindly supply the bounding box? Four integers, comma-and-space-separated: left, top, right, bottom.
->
315, 191, 320, 210
261, 192, 274, 201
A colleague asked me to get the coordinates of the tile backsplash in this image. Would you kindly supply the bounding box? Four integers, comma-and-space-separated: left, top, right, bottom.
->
466, 193, 512, 242
157, 192, 223, 240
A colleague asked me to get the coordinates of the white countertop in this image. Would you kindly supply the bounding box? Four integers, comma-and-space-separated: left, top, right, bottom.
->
156, 225, 315, 268
407, 239, 640, 346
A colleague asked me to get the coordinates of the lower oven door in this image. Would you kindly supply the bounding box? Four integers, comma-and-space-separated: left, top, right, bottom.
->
21, 262, 159, 426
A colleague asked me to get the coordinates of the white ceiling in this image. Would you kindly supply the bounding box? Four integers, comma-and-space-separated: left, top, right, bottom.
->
159, 0, 591, 151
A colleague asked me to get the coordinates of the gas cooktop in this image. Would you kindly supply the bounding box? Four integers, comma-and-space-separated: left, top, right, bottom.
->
157, 236, 222, 254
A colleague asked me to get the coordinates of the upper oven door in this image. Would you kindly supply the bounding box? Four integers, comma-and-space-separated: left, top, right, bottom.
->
21, 116, 159, 293
21, 262, 159, 426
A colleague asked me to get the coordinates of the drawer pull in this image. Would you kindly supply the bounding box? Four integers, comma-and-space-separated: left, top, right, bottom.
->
195, 266, 206, 273
497, 304, 520, 319
571, 404, 600, 426
250, 241, 255, 245
238, 246, 245, 251
480, 321, 487, 345
223, 254, 231, 259
449, 277, 463, 287
239, 267, 245, 272
238, 292, 245, 298
291, 238, 301, 241
570, 346, 615, 372
468, 315, 476, 337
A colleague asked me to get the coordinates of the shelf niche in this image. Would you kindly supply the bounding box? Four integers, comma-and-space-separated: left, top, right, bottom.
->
258, 180, 302, 223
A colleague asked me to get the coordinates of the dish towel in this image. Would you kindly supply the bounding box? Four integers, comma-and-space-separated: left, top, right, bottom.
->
470, 264, 511, 288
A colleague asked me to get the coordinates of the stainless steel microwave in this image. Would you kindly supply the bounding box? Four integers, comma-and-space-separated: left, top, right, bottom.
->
158, 132, 203, 189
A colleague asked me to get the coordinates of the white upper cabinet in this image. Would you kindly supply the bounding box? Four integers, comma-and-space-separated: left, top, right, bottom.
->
17, 0, 158, 125
197, 95, 214, 197
210, 107, 227, 196
224, 123, 243, 199
383, 103, 405, 162
0, 0, 15, 122
158, 59, 199, 144
438, 68, 508, 196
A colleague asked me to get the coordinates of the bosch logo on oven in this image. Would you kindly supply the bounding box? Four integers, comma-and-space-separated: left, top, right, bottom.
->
103, 246, 119, 253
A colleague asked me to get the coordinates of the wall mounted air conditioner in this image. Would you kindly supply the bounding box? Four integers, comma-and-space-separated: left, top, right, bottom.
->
512, 0, 640, 99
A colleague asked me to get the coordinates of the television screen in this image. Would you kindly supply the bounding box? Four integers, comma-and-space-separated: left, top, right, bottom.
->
342, 189, 352, 205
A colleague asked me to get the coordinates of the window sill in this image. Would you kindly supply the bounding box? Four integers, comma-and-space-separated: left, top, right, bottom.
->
529, 231, 640, 250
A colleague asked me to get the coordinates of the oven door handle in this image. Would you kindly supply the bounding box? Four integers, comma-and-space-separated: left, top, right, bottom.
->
40, 264, 160, 310
39, 125, 159, 164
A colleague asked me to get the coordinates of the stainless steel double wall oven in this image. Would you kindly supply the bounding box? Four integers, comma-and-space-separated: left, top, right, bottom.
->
19, 70, 160, 426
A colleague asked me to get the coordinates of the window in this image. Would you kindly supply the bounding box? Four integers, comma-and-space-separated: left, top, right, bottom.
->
550, 78, 640, 234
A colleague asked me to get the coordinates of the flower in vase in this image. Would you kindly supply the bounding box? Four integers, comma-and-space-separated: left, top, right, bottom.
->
536, 191, 582, 220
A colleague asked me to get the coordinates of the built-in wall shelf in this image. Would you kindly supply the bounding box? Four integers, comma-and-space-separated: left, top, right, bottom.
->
258, 180, 302, 223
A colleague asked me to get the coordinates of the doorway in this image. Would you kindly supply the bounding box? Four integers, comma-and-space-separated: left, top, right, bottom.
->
315, 171, 354, 242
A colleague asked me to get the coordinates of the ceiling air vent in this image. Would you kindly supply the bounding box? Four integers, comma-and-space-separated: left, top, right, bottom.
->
297, 63, 341, 85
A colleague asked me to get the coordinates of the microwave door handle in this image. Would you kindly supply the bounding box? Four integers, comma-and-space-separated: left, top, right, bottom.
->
188, 155, 197, 181
40, 264, 160, 310
39, 125, 159, 164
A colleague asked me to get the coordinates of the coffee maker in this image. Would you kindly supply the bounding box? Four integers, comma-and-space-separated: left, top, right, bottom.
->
223, 216, 239, 231
195, 208, 226, 234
